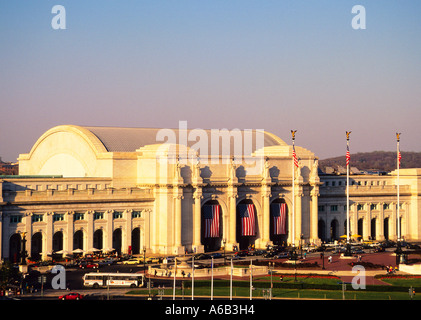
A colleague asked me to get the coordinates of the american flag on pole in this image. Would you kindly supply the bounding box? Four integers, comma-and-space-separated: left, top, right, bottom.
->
238, 204, 256, 236
346, 144, 351, 167
398, 151, 402, 167
203, 205, 220, 238
292, 145, 299, 168
271, 203, 287, 235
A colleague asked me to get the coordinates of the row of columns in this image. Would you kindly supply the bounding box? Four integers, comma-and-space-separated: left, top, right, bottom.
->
188, 180, 320, 252
1, 209, 150, 260
320, 201, 408, 241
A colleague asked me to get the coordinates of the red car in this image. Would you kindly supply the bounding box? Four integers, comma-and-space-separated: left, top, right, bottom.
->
78, 261, 99, 269
58, 292, 84, 300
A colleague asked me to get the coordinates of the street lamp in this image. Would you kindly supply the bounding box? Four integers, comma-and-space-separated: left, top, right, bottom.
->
268, 262, 274, 300
143, 247, 146, 272
300, 234, 304, 259
223, 239, 226, 265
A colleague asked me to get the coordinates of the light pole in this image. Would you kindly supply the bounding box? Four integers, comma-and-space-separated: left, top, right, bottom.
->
143, 247, 146, 272
269, 262, 274, 300
223, 239, 226, 265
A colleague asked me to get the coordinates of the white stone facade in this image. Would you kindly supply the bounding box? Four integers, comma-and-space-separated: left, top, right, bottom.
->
1, 125, 320, 261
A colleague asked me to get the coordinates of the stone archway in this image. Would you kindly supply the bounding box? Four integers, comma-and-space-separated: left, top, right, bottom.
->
93, 229, 103, 250
270, 198, 288, 246
53, 231, 63, 252
9, 233, 21, 263
73, 230, 84, 250
131, 228, 141, 255
31, 232, 43, 260
201, 200, 222, 252
113, 229, 122, 255
236, 199, 257, 250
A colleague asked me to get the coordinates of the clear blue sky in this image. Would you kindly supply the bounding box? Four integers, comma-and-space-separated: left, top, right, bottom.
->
1, 1, 420, 162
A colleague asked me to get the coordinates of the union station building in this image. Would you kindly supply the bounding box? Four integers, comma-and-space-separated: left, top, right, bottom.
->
0, 125, 420, 261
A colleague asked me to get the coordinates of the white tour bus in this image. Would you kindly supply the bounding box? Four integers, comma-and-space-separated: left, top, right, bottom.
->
83, 273, 145, 288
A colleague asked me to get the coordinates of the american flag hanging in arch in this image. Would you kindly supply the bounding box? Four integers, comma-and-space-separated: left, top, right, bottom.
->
203, 205, 220, 238
238, 204, 256, 236
271, 203, 287, 235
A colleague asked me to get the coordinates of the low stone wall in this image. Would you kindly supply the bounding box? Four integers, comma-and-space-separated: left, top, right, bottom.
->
148, 264, 268, 278
399, 263, 421, 275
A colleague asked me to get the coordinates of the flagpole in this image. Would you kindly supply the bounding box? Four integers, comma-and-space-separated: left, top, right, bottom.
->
346, 132, 350, 245
230, 258, 233, 300
173, 258, 177, 300
211, 256, 214, 300
249, 259, 253, 300
291, 130, 296, 247
397, 133, 401, 241
345, 131, 352, 257
192, 256, 195, 300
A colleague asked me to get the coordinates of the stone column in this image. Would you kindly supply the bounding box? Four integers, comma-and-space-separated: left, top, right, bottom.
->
45, 212, 54, 260
65, 211, 74, 253
261, 186, 271, 246
192, 188, 204, 253
105, 210, 114, 250
86, 210, 94, 250
310, 188, 319, 243
366, 203, 372, 240
390, 202, 397, 240
173, 187, 184, 254
228, 188, 238, 250
378, 202, 385, 241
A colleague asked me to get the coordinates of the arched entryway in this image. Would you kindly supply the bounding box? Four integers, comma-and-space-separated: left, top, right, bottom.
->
330, 219, 339, 240
52, 231, 63, 252
113, 228, 122, 255
318, 219, 326, 242
93, 229, 103, 250
358, 218, 364, 239
236, 199, 257, 250
371, 218, 376, 240
9, 233, 21, 263
201, 200, 222, 252
73, 230, 84, 250
270, 199, 288, 245
384, 217, 389, 240
131, 228, 141, 255
31, 232, 43, 260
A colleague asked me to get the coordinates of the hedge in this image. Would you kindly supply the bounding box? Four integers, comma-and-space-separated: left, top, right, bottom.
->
182, 279, 421, 293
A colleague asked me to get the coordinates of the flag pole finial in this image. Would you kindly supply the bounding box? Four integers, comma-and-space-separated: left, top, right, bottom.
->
291, 130, 297, 141
346, 131, 351, 141
396, 132, 401, 142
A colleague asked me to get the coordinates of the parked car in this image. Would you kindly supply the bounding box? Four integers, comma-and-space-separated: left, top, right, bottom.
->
194, 253, 211, 260
263, 251, 277, 259
78, 261, 99, 269
123, 258, 141, 265
249, 250, 266, 256
406, 243, 421, 250
231, 253, 244, 260
274, 252, 290, 259
145, 257, 161, 264
59, 292, 84, 300
98, 258, 115, 266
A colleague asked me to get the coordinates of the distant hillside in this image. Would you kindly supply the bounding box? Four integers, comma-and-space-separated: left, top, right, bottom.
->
319, 151, 421, 173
